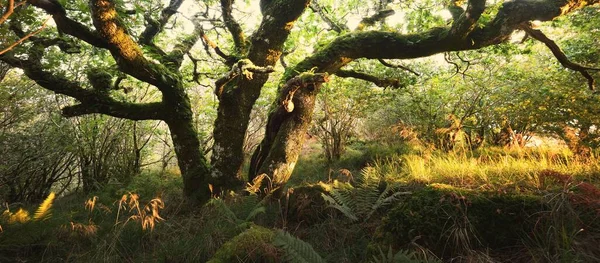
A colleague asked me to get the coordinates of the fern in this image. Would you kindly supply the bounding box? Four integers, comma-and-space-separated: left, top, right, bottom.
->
33, 192, 55, 221
1, 192, 56, 223
322, 168, 411, 222
273, 230, 325, 263
207, 196, 266, 226
207, 198, 241, 224
321, 191, 358, 222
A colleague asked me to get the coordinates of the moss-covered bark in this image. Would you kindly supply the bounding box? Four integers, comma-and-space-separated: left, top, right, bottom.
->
166, 117, 211, 203
249, 73, 329, 193
210, 0, 310, 187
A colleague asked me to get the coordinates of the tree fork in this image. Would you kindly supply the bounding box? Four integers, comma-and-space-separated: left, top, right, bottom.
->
210, 0, 311, 188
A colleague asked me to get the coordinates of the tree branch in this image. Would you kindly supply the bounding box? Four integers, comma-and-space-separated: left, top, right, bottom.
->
248, 0, 310, 66
8, 19, 80, 54
449, 0, 486, 39
1, 0, 25, 24
166, 17, 204, 69
279, 47, 295, 69
0, 52, 166, 120
139, 0, 184, 45
288, 0, 600, 78
89, 0, 179, 91
309, 0, 348, 33
214, 59, 274, 99
1, 17, 50, 55
521, 23, 599, 90
61, 102, 166, 120
199, 28, 233, 63
378, 59, 420, 76
355, 9, 395, 31
28, 0, 110, 49
220, 0, 246, 53
335, 69, 402, 88
447, 0, 466, 21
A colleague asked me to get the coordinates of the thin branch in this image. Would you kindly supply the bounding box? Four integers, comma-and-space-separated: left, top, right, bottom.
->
335, 69, 402, 88
139, 0, 184, 45
187, 52, 221, 83
521, 23, 599, 90
198, 27, 233, 63
279, 47, 295, 69
0, 0, 26, 24
355, 9, 395, 31
378, 59, 420, 76
0, 17, 50, 55
309, 0, 348, 33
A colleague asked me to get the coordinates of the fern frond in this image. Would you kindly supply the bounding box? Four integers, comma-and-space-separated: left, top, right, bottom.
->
367, 184, 412, 219
273, 230, 325, 263
321, 193, 358, 221
245, 206, 266, 221
33, 192, 55, 221
3, 208, 30, 223
207, 198, 240, 224
322, 167, 412, 222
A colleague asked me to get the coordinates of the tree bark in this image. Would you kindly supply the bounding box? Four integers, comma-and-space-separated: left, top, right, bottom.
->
166, 116, 212, 203
210, 0, 311, 187
249, 73, 329, 193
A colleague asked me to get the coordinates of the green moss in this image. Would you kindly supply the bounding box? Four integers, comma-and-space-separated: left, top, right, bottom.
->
208, 225, 280, 263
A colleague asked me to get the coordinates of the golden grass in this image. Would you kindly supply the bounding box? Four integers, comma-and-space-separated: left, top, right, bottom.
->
378, 146, 599, 191
113, 193, 165, 231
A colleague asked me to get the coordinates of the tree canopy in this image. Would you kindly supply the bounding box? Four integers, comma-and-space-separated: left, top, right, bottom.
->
1, 0, 599, 204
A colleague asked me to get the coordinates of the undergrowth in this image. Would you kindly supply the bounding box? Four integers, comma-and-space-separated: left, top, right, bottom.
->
1, 145, 599, 262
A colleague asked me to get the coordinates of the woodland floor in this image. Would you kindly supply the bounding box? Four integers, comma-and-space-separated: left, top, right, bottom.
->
1, 142, 600, 263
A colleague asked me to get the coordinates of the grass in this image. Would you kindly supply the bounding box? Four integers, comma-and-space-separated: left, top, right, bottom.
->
1, 144, 600, 262
373, 146, 600, 192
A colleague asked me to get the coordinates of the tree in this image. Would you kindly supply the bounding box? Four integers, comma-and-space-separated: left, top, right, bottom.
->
312, 78, 382, 162
1, 0, 598, 203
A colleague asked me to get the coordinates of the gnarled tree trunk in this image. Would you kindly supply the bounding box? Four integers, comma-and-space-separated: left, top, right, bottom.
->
210, 0, 311, 188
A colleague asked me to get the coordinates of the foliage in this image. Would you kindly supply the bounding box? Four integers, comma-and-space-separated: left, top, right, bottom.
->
321, 167, 411, 222
312, 77, 385, 162
1, 192, 55, 224
273, 230, 326, 263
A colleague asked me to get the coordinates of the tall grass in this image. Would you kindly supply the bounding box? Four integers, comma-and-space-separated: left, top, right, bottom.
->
376, 146, 600, 191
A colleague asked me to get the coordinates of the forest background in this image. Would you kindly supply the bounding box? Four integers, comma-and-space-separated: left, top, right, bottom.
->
1, 0, 600, 262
